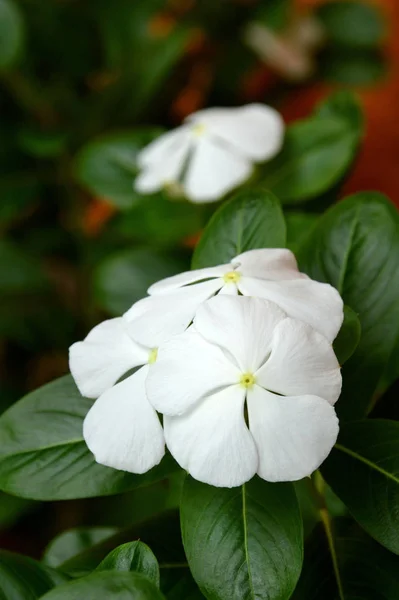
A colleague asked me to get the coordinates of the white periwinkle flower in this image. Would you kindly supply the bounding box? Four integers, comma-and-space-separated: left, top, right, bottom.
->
146, 295, 341, 488
135, 104, 284, 203
148, 248, 344, 343
69, 286, 216, 474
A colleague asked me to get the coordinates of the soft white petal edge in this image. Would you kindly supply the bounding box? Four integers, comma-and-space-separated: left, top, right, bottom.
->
69, 318, 147, 399
247, 386, 339, 482
256, 317, 342, 405
194, 295, 286, 373
146, 328, 239, 415
83, 366, 165, 474
164, 385, 258, 487
238, 277, 344, 342
148, 264, 229, 295
233, 248, 306, 281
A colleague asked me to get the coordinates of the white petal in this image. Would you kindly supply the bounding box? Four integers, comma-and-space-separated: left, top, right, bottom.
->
247, 386, 339, 482
188, 103, 285, 161
194, 295, 286, 373
83, 366, 165, 474
146, 328, 239, 416
124, 280, 222, 348
233, 248, 305, 280
184, 136, 253, 202
135, 130, 192, 194
238, 277, 344, 342
148, 265, 228, 295
136, 125, 191, 168
164, 385, 257, 487
256, 318, 342, 405
218, 282, 239, 295
69, 318, 147, 399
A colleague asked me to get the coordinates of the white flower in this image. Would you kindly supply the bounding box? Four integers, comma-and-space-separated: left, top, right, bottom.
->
148, 248, 344, 343
135, 103, 284, 203
69, 286, 216, 474
146, 295, 341, 488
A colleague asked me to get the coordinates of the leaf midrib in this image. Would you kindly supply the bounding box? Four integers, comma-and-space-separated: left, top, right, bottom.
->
334, 443, 399, 485
242, 483, 255, 600
0, 438, 84, 460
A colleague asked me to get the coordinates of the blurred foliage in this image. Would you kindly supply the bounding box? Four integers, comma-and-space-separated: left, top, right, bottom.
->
0, 0, 392, 572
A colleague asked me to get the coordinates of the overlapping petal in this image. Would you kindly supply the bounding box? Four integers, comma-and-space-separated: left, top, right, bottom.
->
247, 386, 339, 481
124, 280, 221, 348
83, 366, 165, 474
184, 136, 253, 202
69, 318, 147, 399
136, 125, 192, 169
233, 248, 305, 280
256, 317, 342, 404
164, 385, 258, 488
238, 277, 343, 342
194, 296, 286, 372
148, 265, 228, 295
188, 104, 284, 161
146, 328, 239, 415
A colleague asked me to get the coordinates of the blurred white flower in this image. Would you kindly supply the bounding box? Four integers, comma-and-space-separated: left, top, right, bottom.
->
148, 248, 344, 342
69, 286, 215, 474
135, 104, 284, 203
146, 295, 341, 488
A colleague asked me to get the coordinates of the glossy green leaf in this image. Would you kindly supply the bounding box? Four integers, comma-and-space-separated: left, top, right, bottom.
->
321, 419, 399, 555
333, 306, 361, 366
0, 375, 179, 499
181, 476, 303, 600
317, 1, 386, 49
260, 116, 360, 204
315, 89, 363, 133
192, 189, 286, 269
285, 212, 319, 253
0, 0, 24, 70
73, 129, 163, 208
94, 247, 189, 315
293, 519, 399, 600
43, 527, 118, 568
0, 550, 68, 599
297, 192, 399, 420
40, 571, 165, 600
97, 541, 160, 586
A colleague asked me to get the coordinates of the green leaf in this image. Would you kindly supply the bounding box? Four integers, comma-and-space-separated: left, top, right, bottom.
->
320, 49, 386, 86
97, 541, 160, 587
260, 115, 360, 204
297, 192, 399, 420
321, 419, 399, 555
293, 519, 399, 599
333, 306, 361, 366
43, 527, 118, 568
0, 550, 68, 599
40, 571, 165, 600
315, 90, 363, 133
0, 375, 179, 500
317, 1, 386, 49
285, 212, 319, 253
94, 247, 189, 315
73, 129, 163, 208
161, 569, 205, 600
114, 196, 203, 247
192, 189, 286, 269
0, 239, 47, 293
0, 0, 24, 70
180, 476, 303, 600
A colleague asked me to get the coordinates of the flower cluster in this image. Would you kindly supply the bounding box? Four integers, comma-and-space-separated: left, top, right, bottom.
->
69, 249, 343, 488
134, 104, 284, 203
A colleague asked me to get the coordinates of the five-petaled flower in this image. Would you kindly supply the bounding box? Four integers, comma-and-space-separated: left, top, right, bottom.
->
148, 248, 344, 343
69, 287, 217, 474
135, 104, 284, 203
146, 295, 341, 488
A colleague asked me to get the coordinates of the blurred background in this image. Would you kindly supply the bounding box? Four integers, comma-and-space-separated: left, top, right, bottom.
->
0, 0, 397, 558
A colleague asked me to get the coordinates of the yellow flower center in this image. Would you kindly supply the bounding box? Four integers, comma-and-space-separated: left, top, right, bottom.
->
148, 348, 158, 364
223, 270, 241, 284
192, 123, 206, 137
240, 372, 256, 389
